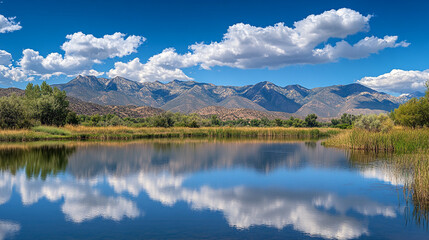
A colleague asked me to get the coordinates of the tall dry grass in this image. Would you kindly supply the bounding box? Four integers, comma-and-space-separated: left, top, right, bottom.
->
0, 126, 341, 142
349, 151, 429, 227
323, 127, 429, 153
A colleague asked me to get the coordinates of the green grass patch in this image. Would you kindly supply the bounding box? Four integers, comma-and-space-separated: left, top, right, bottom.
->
32, 126, 71, 136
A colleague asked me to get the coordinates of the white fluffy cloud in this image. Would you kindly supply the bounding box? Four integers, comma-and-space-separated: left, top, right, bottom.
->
108, 8, 408, 82
0, 50, 12, 66
0, 65, 31, 83
108, 56, 192, 82
0, 15, 21, 33
0, 15, 24, 84
19, 32, 144, 79
61, 32, 144, 60
0, 8, 410, 84
357, 69, 429, 94
316, 36, 409, 60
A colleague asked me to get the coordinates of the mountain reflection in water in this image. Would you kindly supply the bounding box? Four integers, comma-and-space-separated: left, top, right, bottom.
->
0, 140, 427, 240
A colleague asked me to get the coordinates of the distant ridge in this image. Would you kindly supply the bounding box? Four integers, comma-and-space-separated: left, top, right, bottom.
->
52, 75, 418, 117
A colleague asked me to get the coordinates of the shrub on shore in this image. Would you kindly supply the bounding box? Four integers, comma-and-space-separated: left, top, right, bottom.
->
354, 114, 394, 133
0, 94, 32, 129
0, 82, 70, 129
392, 81, 429, 128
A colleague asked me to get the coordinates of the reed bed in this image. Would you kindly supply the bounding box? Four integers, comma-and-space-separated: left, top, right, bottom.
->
0, 129, 62, 142
323, 128, 429, 153
349, 151, 429, 227
0, 126, 341, 142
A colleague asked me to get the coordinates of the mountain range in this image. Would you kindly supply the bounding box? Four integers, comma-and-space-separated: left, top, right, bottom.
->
52, 75, 418, 118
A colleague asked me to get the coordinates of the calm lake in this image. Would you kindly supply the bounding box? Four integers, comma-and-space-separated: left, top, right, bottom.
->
0, 140, 427, 239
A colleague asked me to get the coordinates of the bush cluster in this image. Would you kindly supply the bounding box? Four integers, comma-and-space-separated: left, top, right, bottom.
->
392, 83, 429, 128
354, 114, 394, 133
0, 82, 70, 129
75, 112, 328, 128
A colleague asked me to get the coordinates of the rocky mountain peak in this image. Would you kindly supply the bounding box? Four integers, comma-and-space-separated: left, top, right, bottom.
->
54, 75, 408, 117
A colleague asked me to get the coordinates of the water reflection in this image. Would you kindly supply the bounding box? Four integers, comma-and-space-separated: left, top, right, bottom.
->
0, 221, 19, 240
0, 171, 139, 223
0, 140, 427, 239
0, 145, 74, 180
349, 151, 429, 228
108, 172, 397, 239
66, 141, 349, 178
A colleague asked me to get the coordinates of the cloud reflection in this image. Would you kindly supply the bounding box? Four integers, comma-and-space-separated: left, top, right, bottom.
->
0, 172, 140, 223
108, 172, 396, 240
359, 164, 412, 186
0, 142, 408, 239
0, 173, 13, 205
0, 221, 20, 240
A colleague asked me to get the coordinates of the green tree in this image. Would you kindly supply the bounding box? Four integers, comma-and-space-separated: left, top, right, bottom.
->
38, 87, 69, 126
107, 115, 124, 126
210, 115, 221, 126
274, 118, 283, 127
89, 114, 101, 126
304, 114, 319, 127
340, 113, 357, 125
331, 118, 340, 126
24, 81, 70, 126
393, 85, 429, 128
0, 94, 31, 129
25, 83, 41, 99
65, 112, 80, 125
250, 119, 260, 127
260, 117, 270, 127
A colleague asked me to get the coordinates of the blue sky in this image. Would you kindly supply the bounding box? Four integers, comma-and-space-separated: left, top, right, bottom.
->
0, 0, 428, 94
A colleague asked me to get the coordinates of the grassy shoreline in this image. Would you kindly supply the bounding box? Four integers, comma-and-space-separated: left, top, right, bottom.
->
0, 126, 341, 142
323, 127, 429, 153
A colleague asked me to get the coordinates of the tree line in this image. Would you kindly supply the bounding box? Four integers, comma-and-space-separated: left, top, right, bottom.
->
76, 112, 326, 128
0, 81, 428, 130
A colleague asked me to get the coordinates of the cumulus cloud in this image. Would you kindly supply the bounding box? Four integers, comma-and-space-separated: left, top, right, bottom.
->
19, 32, 144, 79
0, 50, 32, 84
0, 65, 31, 83
108, 57, 192, 82
61, 32, 144, 60
316, 36, 409, 60
19, 49, 92, 79
108, 8, 407, 82
0, 50, 12, 66
357, 69, 429, 94
0, 15, 21, 33
190, 8, 406, 69
0, 8, 409, 84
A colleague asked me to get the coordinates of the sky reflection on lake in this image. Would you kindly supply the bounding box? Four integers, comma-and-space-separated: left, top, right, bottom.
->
0, 140, 427, 239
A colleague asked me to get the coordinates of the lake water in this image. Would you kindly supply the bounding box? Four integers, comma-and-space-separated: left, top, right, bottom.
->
0, 140, 427, 239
